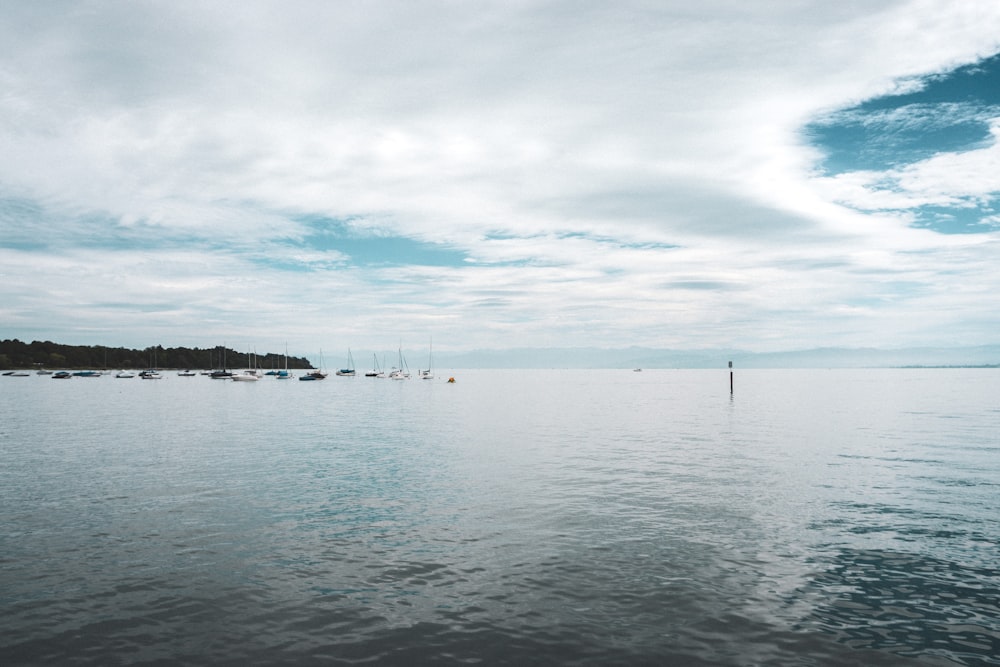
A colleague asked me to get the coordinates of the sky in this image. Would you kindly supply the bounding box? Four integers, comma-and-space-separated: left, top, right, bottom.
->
2, 0, 1000, 359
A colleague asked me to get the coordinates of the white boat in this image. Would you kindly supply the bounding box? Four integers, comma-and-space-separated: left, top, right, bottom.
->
232, 369, 260, 382
389, 346, 410, 380
232, 350, 261, 381
139, 370, 162, 380
336, 349, 356, 376
419, 338, 434, 380
177, 369, 196, 377
116, 370, 135, 378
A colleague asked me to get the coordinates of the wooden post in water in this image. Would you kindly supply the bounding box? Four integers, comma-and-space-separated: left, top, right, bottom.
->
729, 360, 733, 394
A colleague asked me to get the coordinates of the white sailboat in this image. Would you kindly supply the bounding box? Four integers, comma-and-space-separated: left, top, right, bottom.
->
232, 349, 261, 381
419, 338, 434, 380
389, 346, 410, 380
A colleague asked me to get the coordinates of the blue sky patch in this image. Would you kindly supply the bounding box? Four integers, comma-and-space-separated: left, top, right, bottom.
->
295, 216, 467, 269
807, 53, 1000, 174
806, 53, 1000, 235
910, 202, 1000, 234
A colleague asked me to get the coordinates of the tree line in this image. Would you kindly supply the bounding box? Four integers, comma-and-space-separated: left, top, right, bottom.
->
0, 339, 314, 370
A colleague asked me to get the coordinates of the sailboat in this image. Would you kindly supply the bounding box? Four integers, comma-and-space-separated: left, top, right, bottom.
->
419, 338, 434, 380
365, 353, 380, 377
389, 345, 410, 380
336, 349, 356, 376
276, 343, 293, 379
210, 345, 233, 379
232, 349, 261, 381
140, 348, 162, 379
299, 349, 328, 380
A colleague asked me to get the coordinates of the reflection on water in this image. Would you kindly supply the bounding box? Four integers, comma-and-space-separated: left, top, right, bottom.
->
800, 548, 1000, 664
1, 369, 999, 665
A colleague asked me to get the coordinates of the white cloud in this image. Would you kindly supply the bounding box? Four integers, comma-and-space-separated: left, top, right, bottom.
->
2, 1, 1000, 355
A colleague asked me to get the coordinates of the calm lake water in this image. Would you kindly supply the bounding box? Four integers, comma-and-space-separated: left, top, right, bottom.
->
1, 369, 998, 665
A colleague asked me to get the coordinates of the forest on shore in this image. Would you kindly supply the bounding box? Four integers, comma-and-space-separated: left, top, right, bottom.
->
0, 339, 313, 370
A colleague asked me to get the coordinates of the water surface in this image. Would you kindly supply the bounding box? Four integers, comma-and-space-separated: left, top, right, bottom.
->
2, 369, 998, 664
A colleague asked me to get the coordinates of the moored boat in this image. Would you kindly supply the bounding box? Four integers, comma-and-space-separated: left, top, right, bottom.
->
365, 353, 380, 377
419, 338, 434, 380
232, 349, 262, 381
336, 348, 356, 376
299, 350, 328, 380
232, 369, 261, 382
275, 344, 293, 379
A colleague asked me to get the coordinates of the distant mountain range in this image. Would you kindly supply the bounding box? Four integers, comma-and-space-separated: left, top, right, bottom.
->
433, 346, 1000, 369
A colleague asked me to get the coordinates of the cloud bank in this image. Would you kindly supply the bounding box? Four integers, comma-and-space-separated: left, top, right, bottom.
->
2, 0, 999, 357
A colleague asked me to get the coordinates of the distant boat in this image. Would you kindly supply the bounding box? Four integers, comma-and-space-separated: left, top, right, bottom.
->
276, 343, 293, 379
299, 350, 327, 382
5, 371, 30, 376
419, 338, 434, 380
177, 369, 196, 377
336, 349, 356, 376
633, 368, 642, 372
116, 370, 135, 378
72, 370, 102, 377
365, 353, 380, 377
389, 346, 410, 380
36, 369, 52, 375
139, 370, 162, 380
232, 350, 261, 381
52, 371, 72, 379
210, 345, 233, 378
299, 349, 328, 380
